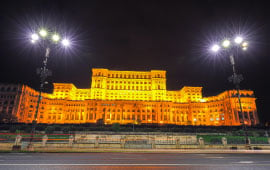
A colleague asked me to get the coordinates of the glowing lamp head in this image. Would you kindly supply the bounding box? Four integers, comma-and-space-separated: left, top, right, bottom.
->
222, 39, 230, 48
234, 36, 243, 44
61, 39, 70, 47
242, 41, 248, 47
39, 29, 48, 37
31, 33, 39, 41
52, 34, 60, 42
242, 41, 248, 51
211, 44, 220, 52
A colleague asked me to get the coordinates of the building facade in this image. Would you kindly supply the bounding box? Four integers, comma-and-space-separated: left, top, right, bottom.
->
0, 68, 259, 126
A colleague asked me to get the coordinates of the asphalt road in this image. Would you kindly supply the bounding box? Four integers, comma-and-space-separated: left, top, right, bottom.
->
1, 152, 270, 169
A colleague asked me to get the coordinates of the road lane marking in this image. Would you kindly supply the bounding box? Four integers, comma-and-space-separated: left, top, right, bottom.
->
237, 161, 254, 164
206, 157, 224, 159
0, 163, 269, 166
5, 156, 32, 157
111, 158, 136, 159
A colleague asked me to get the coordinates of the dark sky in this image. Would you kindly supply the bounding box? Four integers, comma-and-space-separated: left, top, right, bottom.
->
0, 0, 270, 124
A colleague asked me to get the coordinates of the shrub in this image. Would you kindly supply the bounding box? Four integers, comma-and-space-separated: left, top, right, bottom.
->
112, 123, 120, 132
54, 126, 62, 131
9, 126, 17, 133
0, 124, 10, 130
45, 126, 55, 134
227, 136, 245, 144
250, 137, 268, 144
209, 137, 222, 144
24, 127, 32, 133
252, 131, 260, 137
62, 127, 70, 134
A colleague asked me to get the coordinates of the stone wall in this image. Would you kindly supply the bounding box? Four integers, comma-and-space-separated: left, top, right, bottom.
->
73, 133, 197, 149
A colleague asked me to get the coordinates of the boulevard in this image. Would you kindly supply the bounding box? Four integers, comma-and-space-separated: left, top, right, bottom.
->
1, 152, 270, 169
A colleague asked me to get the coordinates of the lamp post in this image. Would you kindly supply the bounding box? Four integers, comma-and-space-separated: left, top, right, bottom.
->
210, 36, 250, 149
27, 29, 71, 150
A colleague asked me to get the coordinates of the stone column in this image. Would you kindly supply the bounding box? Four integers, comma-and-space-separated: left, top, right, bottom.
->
222, 137, 227, 145
151, 137, 156, 149
265, 131, 269, 137
120, 136, 126, 149
176, 137, 180, 149
198, 137, 204, 146
14, 135, 22, 146
247, 138, 251, 145
42, 135, 48, 147
12, 135, 22, 151
69, 135, 74, 147
94, 136, 99, 148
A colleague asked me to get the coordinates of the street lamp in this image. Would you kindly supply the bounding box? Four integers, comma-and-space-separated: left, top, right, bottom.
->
27, 28, 71, 150
210, 35, 250, 149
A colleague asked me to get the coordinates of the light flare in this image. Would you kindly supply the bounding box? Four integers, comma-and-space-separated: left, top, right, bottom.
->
211, 44, 220, 52
222, 40, 230, 48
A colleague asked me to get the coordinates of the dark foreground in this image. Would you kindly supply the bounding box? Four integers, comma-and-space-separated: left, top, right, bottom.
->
1, 152, 270, 169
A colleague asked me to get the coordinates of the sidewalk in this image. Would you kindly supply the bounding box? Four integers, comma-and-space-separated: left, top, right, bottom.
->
1, 142, 270, 153
3, 147, 270, 153
27, 148, 270, 153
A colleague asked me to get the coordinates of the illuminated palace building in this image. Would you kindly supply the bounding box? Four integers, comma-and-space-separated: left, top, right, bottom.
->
0, 68, 259, 126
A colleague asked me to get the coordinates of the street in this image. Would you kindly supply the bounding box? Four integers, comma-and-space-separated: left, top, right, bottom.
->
1, 152, 270, 169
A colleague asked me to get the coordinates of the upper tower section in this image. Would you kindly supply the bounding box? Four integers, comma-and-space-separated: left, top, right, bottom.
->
91, 68, 108, 89
52, 83, 77, 100
91, 68, 166, 91
90, 68, 167, 101
179, 86, 203, 102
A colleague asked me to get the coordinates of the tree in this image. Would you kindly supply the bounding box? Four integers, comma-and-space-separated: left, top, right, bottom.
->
0, 111, 17, 123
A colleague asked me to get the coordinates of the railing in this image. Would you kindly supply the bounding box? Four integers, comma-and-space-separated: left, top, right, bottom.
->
0, 133, 269, 150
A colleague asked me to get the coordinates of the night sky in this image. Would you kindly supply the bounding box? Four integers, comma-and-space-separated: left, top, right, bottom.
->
0, 0, 270, 124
